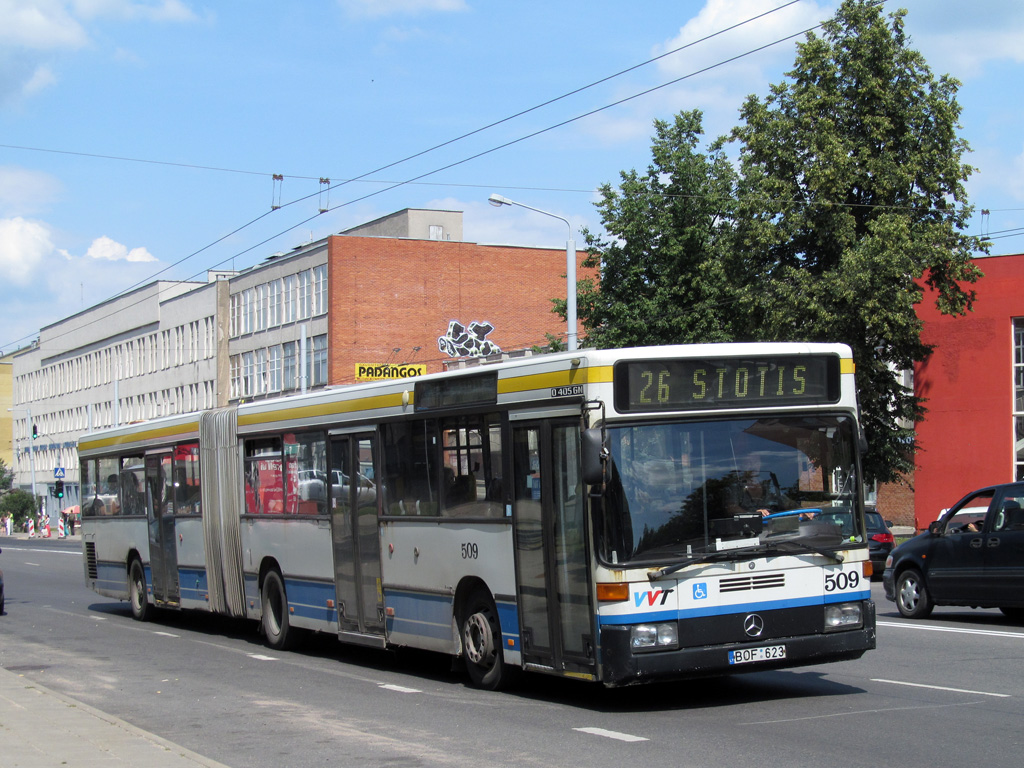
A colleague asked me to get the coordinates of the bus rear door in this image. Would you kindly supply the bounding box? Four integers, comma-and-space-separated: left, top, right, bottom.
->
330, 433, 385, 644
145, 453, 180, 607
512, 420, 596, 679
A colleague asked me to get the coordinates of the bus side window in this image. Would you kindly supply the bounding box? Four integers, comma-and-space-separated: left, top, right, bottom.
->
382, 421, 440, 516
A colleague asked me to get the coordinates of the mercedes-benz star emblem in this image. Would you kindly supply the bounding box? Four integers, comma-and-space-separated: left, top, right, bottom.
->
743, 613, 765, 638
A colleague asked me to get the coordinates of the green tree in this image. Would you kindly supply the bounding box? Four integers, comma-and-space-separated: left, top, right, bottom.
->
0, 488, 37, 528
574, 110, 739, 348
0, 458, 13, 492
727, 0, 984, 482
576, 1, 984, 484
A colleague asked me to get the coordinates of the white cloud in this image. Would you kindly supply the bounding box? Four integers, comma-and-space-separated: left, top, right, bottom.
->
0, 216, 53, 284
0, 166, 62, 216
72, 0, 199, 23
338, 0, 468, 19
656, 0, 831, 83
21, 63, 56, 94
0, 0, 89, 49
85, 235, 156, 262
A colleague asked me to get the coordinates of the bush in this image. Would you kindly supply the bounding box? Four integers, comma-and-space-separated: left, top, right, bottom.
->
0, 489, 40, 528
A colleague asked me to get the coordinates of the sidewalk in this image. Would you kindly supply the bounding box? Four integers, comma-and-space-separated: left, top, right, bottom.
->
0, 668, 232, 767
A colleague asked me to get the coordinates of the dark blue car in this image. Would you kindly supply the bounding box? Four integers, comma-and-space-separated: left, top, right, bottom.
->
883, 482, 1024, 621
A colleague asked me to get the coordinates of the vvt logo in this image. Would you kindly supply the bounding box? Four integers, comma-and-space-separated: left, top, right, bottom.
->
634, 588, 675, 607
692, 583, 708, 600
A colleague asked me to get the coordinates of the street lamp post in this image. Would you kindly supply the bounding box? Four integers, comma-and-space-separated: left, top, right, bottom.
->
488, 194, 578, 352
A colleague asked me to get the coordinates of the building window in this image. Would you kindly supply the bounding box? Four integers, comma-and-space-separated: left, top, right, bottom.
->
313, 264, 327, 315
268, 279, 281, 327
242, 351, 254, 398
230, 355, 241, 400
283, 275, 296, 324
298, 270, 312, 319
255, 347, 267, 395
312, 334, 328, 385
1014, 319, 1024, 480
268, 345, 282, 392
229, 294, 240, 338
283, 341, 296, 391
255, 284, 267, 331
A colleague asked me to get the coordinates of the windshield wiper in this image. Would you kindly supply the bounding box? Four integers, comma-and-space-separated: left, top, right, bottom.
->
648, 545, 765, 581
647, 538, 846, 581
766, 538, 845, 563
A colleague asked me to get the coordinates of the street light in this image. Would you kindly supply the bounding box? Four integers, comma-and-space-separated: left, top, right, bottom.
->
488, 193, 578, 351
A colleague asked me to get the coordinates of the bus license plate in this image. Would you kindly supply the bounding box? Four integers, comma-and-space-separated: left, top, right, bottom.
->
729, 645, 786, 665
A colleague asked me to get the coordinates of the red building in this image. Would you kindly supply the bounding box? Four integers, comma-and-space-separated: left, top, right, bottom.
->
327, 232, 585, 383
913, 253, 1024, 530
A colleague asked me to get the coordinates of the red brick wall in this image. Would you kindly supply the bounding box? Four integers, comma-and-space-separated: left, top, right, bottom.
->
874, 473, 915, 529
912, 253, 1024, 530
327, 235, 590, 384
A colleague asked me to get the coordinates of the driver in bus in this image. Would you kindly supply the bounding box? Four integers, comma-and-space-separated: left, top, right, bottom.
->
727, 453, 790, 517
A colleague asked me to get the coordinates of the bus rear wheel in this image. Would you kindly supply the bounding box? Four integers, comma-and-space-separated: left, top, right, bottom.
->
461, 589, 512, 690
129, 559, 151, 622
261, 570, 294, 650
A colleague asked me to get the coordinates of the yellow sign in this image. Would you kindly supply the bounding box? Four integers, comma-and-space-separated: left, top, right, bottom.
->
355, 363, 426, 381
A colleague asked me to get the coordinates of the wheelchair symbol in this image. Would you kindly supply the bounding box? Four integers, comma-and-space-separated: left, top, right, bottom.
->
693, 583, 708, 600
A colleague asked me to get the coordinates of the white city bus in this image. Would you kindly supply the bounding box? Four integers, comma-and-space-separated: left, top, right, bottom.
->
79, 343, 875, 688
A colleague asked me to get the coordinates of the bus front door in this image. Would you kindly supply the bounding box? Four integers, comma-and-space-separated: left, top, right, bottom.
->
512, 421, 596, 679
330, 434, 385, 642
145, 453, 180, 607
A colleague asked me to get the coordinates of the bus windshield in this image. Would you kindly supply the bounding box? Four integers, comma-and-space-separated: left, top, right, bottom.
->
599, 414, 863, 565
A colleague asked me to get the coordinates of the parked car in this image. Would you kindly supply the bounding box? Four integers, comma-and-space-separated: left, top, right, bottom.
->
1, 546, 5, 615
883, 482, 1024, 620
864, 507, 895, 578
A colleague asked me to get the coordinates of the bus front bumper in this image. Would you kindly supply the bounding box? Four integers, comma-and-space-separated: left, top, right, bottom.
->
598, 601, 876, 687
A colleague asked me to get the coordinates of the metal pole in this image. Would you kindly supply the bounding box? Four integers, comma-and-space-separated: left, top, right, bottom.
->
489, 194, 578, 351
26, 407, 37, 503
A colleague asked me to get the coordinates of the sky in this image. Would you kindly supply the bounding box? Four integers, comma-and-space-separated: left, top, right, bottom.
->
2, 0, 1023, 355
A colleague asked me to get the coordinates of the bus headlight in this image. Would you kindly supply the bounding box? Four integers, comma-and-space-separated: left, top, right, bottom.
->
824, 602, 863, 631
630, 622, 679, 652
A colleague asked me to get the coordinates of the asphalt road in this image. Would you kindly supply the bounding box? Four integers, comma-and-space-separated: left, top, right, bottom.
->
2, 537, 1023, 768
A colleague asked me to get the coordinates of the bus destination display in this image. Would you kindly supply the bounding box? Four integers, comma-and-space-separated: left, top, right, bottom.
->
615, 355, 840, 411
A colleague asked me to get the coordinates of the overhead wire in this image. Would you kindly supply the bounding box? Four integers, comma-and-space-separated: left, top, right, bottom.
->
2, 1, 817, 354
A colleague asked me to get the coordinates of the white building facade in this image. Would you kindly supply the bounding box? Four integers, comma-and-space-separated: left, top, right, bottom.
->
10, 278, 228, 511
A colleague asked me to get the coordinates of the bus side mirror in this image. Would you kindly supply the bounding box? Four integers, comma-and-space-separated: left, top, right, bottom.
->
581, 428, 606, 486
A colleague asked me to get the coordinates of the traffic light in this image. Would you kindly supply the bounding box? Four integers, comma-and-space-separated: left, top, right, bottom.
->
55, 480, 64, 499
32, 423, 38, 439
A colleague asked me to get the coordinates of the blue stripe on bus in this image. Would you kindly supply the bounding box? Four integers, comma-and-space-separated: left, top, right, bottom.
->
177, 567, 208, 602
384, 589, 455, 642
599, 589, 872, 625
282, 577, 338, 623
93, 560, 129, 593
495, 599, 520, 653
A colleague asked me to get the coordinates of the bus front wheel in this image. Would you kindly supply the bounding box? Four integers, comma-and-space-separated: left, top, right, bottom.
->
461, 589, 512, 690
261, 570, 294, 650
129, 559, 151, 622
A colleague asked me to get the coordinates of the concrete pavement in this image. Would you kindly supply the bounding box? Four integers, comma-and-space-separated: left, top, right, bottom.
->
1, 533, 231, 767
0, 668, 233, 767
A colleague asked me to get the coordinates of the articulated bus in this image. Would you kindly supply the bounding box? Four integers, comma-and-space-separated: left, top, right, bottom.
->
80, 343, 875, 689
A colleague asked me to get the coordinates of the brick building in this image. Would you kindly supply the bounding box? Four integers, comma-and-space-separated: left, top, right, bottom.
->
327, 232, 582, 382
912, 253, 1024, 530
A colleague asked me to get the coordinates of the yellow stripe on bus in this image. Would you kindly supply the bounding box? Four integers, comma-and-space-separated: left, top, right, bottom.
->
237, 391, 409, 427
498, 365, 613, 395
79, 421, 200, 452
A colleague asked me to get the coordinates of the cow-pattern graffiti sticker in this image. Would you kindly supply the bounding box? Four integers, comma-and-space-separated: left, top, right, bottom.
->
438, 320, 502, 358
